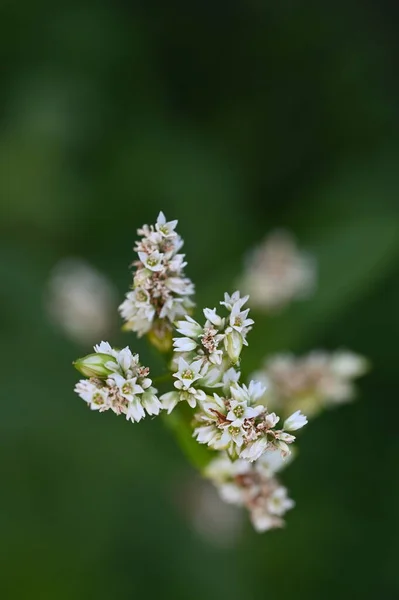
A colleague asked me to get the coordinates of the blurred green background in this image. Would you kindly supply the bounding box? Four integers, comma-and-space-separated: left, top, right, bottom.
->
2, 1, 399, 598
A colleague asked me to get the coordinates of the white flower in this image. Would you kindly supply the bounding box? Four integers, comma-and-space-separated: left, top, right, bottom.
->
126, 398, 146, 422
284, 410, 308, 431
173, 337, 198, 352
160, 391, 180, 414
176, 316, 202, 338
109, 373, 144, 401
205, 451, 296, 533
265, 412, 280, 428
203, 307, 224, 328
173, 357, 203, 390
155, 211, 178, 237
74, 379, 109, 411
141, 387, 162, 416
330, 351, 368, 378
222, 368, 241, 393
226, 400, 261, 426
252, 349, 368, 418
138, 250, 164, 272
267, 486, 295, 517
238, 230, 316, 312
239, 437, 269, 462
160, 358, 206, 412
228, 303, 254, 334
46, 258, 117, 345
221, 291, 249, 312
256, 449, 293, 478
94, 341, 117, 357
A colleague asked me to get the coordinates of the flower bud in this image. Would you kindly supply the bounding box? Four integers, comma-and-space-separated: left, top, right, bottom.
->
224, 330, 243, 364
73, 353, 116, 378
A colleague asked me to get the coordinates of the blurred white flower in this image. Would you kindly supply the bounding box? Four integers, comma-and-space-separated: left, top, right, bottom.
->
204, 452, 295, 533
239, 230, 316, 312
252, 350, 368, 418
177, 476, 244, 548
46, 258, 117, 345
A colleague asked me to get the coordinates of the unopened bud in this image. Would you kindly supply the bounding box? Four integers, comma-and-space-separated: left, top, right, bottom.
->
224, 330, 243, 364
73, 353, 116, 378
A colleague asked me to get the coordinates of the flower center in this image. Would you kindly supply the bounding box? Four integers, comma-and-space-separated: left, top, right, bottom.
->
233, 405, 244, 418
136, 290, 147, 302
182, 369, 194, 379
228, 425, 241, 436
147, 257, 159, 267
122, 383, 132, 394
93, 393, 104, 405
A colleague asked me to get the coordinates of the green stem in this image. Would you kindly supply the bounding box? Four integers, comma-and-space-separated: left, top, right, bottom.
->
152, 372, 174, 386
162, 405, 214, 471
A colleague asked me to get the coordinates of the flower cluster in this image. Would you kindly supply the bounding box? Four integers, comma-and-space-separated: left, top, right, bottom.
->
160, 292, 254, 413
194, 384, 306, 461
119, 212, 195, 344
205, 451, 295, 532
161, 290, 307, 464
72, 211, 368, 535
252, 350, 368, 418
239, 230, 316, 312
74, 341, 161, 422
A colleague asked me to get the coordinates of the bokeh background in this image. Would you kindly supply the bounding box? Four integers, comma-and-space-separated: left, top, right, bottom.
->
2, 1, 399, 598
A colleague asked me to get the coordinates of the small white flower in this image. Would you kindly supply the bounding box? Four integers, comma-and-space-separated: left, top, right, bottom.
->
330, 351, 368, 378
203, 307, 224, 328
176, 316, 203, 338
141, 387, 162, 415
173, 337, 198, 352
160, 391, 180, 414
75, 380, 109, 411
45, 258, 117, 345
138, 250, 164, 272
221, 291, 249, 312
93, 341, 117, 356
284, 410, 308, 431
239, 437, 269, 462
267, 486, 295, 517
228, 303, 254, 334
239, 230, 316, 312
173, 357, 203, 390
126, 399, 146, 422
110, 373, 144, 401
222, 368, 241, 393
265, 412, 280, 428
252, 349, 368, 418
205, 451, 296, 534
155, 211, 178, 237
256, 449, 293, 478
